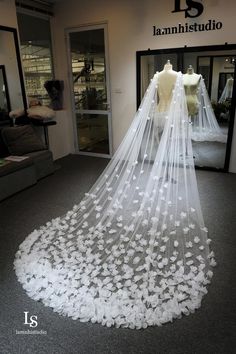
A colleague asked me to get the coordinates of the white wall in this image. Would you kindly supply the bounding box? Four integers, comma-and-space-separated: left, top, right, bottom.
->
0, 0, 18, 28
51, 0, 236, 171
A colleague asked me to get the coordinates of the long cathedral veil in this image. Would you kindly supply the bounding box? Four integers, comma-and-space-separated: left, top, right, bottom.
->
191, 77, 227, 143
14, 72, 216, 329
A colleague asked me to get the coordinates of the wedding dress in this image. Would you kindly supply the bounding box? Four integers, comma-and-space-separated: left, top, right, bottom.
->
14, 72, 216, 329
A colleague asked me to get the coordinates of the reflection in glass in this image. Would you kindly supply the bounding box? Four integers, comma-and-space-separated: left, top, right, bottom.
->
0, 65, 10, 124
195, 53, 236, 169
17, 12, 54, 106
138, 47, 236, 170
77, 113, 109, 154
70, 29, 107, 111
69, 26, 111, 156
218, 72, 234, 102
0, 29, 25, 110
198, 57, 211, 92
0, 66, 8, 111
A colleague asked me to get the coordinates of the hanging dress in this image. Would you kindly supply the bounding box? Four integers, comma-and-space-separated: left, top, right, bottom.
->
218, 77, 234, 103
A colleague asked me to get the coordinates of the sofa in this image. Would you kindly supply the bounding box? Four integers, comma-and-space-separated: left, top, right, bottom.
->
0, 125, 54, 201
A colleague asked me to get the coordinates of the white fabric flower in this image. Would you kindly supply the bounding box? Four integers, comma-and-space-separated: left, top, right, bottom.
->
133, 257, 140, 264
201, 227, 208, 233
174, 241, 179, 248
183, 227, 189, 234
186, 241, 193, 248
142, 219, 148, 226
194, 236, 200, 244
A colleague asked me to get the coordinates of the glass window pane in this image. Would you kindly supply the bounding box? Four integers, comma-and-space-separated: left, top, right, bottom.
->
17, 12, 54, 105
70, 29, 108, 110
77, 113, 109, 154
198, 57, 211, 91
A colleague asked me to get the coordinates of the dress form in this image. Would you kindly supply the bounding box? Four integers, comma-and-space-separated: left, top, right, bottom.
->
156, 61, 178, 180
157, 60, 178, 113
183, 66, 201, 156
183, 66, 201, 116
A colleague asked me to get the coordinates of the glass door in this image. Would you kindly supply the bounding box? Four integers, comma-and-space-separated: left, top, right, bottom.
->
67, 24, 112, 157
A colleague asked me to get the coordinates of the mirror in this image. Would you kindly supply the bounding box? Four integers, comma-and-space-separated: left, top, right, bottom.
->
137, 45, 236, 171
0, 25, 27, 124
0, 65, 10, 123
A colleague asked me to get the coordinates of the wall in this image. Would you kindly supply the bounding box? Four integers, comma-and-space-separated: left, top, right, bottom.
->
51, 0, 236, 172
0, 0, 18, 28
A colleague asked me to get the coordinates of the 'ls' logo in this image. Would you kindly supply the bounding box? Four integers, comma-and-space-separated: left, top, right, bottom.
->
172, 0, 204, 18
24, 311, 38, 328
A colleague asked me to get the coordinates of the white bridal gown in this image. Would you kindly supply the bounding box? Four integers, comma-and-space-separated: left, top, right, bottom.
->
14, 72, 216, 329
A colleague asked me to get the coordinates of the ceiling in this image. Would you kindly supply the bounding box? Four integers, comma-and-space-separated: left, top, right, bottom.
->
34, 0, 63, 3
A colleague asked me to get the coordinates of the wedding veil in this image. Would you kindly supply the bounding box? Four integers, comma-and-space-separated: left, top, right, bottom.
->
14, 72, 216, 329
191, 77, 227, 143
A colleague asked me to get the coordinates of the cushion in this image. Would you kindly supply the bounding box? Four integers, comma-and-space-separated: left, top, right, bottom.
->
0, 156, 34, 178
27, 106, 55, 120
9, 108, 25, 118
2, 125, 46, 155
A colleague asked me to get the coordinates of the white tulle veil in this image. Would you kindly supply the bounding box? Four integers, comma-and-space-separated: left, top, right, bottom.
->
191, 77, 227, 143
14, 72, 216, 329
218, 77, 233, 103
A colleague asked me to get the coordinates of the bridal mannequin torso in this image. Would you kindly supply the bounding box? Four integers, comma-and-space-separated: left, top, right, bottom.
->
157, 62, 178, 112
183, 68, 201, 116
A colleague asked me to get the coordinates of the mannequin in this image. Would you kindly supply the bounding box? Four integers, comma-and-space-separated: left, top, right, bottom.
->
153, 60, 178, 137
157, 60, 178, 113
154, 61, 178, 181
183, 65, 201, 116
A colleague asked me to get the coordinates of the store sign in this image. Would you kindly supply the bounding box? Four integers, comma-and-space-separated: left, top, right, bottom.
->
153, 0, 223, 36
172, 0, 204, 18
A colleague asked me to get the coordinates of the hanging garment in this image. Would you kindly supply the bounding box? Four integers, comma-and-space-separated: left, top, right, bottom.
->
191, 77, 227, 143
14, 72, 216, 329
218, 77, 234, 103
